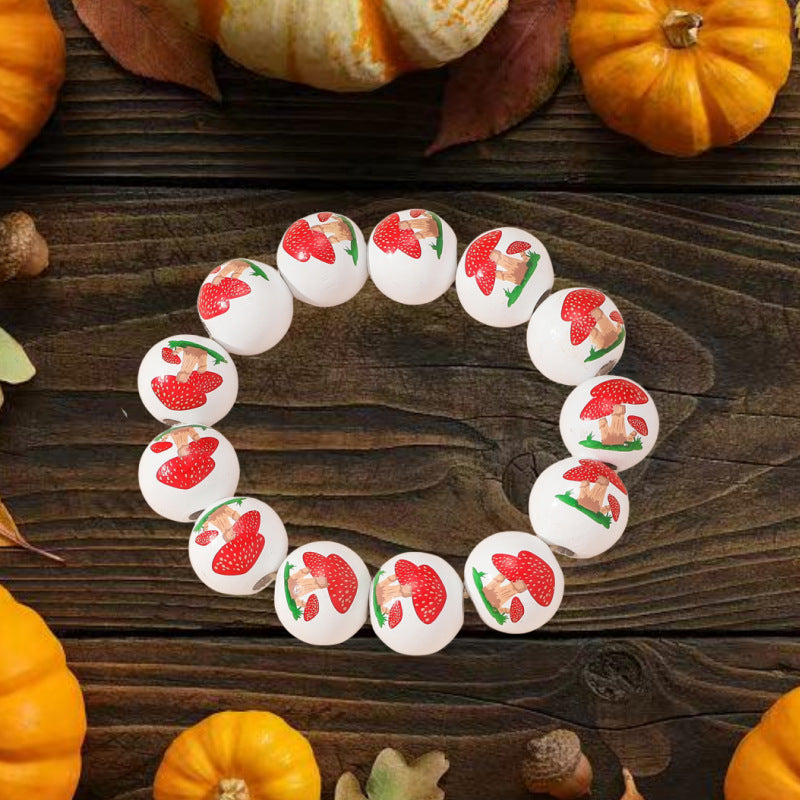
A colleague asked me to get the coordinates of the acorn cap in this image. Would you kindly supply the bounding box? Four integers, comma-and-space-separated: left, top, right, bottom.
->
0, 212, 49, 281
524, 730, 583, 785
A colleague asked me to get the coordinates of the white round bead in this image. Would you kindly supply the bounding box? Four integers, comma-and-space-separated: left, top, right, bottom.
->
197, 258, 293, 356
560, 376, 659, 471
464, 531, 564, 634
370, 552, 463, 656
137, 334, 238, 427
527, 287, 626, 385
276, 212, 368, 307
368, 209, 457, 305
139, 425, 240, 523
528, 457, 630, 559
456, 227, 554, 328
274, 542, 371, 646
189, 496, 288, 596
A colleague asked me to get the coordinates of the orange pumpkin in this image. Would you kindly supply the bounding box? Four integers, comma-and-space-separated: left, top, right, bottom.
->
570, 0, 793, 157
0, 0, 65, 169
0, 584, 87, 800
154, 710, 321, 800
725, 686, 800, 800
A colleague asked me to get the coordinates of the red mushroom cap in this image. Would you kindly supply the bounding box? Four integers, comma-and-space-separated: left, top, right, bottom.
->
584, 459, 627, 495
561, 289, 606, 345
581, 379, 648, 418
509, 596, 524, 622
303, 594, 319, 621
607, 494, 621, 522
627, 415, 648, 435
590, 379, 648, 405
394, 559, 447, 625
579, 396, 616, 420
491, 551, 555, 606
506, 240, 531, 255
465, 230, 502, 277
610, 310, 624, 324
302, 552, 358, 614
491, 553, 522, 581
563, 459, 627, 496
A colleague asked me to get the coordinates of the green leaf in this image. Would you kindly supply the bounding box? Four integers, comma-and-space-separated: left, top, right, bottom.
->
0, 327, 35, 384
337, 749, 449, 800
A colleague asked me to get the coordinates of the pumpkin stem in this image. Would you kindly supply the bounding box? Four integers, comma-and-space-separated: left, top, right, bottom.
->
662, 9, 703, 48
217, 778, 250, 800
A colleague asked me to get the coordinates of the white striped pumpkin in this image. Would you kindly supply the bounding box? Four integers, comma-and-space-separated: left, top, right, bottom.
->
159, 0, 508, 91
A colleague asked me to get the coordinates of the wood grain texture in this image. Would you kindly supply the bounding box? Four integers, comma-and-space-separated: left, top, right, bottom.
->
0, 188, 797, 633
63, 635, 800, 800
2, 1, 798, 188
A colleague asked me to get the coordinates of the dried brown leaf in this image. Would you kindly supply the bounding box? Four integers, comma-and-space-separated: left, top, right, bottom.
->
72, 0, 221, 101
427, 0, 573, 155
0, 499, 64, 563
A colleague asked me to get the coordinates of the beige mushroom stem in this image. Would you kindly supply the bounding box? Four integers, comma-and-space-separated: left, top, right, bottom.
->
170, 426, 201, 452
212, 259, 250, 285
289, 569, 327, 602
0, 212, 49, 281
523, 729, 593, 799
662, 9, 702, 48
311, 219, 351, 243
177, 346, 209, 383
483, 573, 526, 610
216, 778, 250, 800
206, 506, 241, 542
588, 307, 623, 350
400, 216, 438, 239
577, 475, 610, 513
376, 573, 412, 610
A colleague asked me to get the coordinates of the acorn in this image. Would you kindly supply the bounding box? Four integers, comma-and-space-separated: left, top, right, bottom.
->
0, 212, 49, 282
522, 729, 593, 799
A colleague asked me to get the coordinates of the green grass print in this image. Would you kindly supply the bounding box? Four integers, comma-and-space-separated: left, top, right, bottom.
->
505, 252, 540, 307
472, 568, 507, 625
167, 340, 228, 365
556, 491, 612, 529
372, 570, 387, 627
336, 215, 359, 266
284, 562, 303, 621
584, 329, 626, 362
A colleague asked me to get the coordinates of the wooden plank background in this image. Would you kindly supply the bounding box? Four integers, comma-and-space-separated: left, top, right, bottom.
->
0, 2, 798, 799
3, 0, 797, 188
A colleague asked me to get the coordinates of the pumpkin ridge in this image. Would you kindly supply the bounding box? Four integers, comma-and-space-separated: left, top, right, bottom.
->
354, 0, 416, 80
693, 50, 772, 146
697, 30, 789, 87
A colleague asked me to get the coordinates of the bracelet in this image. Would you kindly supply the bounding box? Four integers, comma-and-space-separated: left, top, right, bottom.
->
137, 209, 659, 656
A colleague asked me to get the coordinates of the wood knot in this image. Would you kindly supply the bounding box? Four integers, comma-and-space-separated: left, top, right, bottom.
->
583, 646, 645, 702
503, 451, 558, 513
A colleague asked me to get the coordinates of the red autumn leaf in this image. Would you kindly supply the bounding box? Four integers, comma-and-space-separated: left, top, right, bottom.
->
427, 0, 573, 155
72, 0, 221, 101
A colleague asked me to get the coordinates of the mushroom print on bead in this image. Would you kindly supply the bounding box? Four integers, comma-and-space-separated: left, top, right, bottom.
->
456, 227, 554, 328
527, 288, 627, 385
189, 497, 288, 596
276, 212, 368, 307
528, 457, 630, 559
138, 426, 240, 523
465, 532, 564, 634
371, 552, 464, 656
368, 209, 458, 305
197, 259, 294, 356
137, 334, 238, 426
560, 376, 660, 470
274, 542, 370, 646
